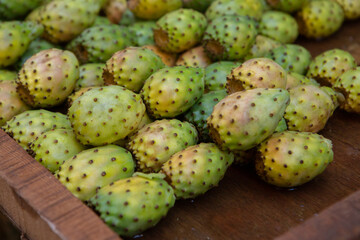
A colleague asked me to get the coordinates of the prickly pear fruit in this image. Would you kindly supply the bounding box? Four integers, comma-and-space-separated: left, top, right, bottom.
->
2, 109, 71, 150
103, 0, 127, 24
67, 87, 94, 107
333, 67, 360, 113
266, 0, 305, 13
75, 63, 106, 91
0, 21, 43, 68
128, 0, 182, 20
68, 86, 145, 146
203, 15, 258, 61
226, 58, 287, 94
154, 8, 207, 53
275, 118, 287, 133
184, 90, 227, 141
93, 16, 112, 26
244, 35, 281, 61
204, 61, 239, 92
286, 72, 319, 90
89, 172, 175, 237
183, 0, 214, 12
161, 143, 234, 199
259, 11, 298, 44
29, 129, 85, 173
296, 0, 344, 39
127, 119, 198, 172
176, 46, 212, 68
208, 88, 290, 151
256, 131, 333, 188
103, 47, 165, 93
284, 85, 335, 133
128, 21, 157, 46
0, 0, 43, 20
143, 45, 177, 67
334, 0, 360, 20
56, 145, 135, 201
0, 81, 30, 126
320, 86, 341, 109
140, 66, 204, 118
0, 70, 17, 82
306, 49, 357, 87
16, 49, 79, 108
118, 9, 136, 26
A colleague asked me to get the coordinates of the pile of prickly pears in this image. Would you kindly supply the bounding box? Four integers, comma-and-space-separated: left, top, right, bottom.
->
1, 0, 360, 237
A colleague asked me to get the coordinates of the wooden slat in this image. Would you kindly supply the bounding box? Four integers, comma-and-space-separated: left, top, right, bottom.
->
0, 129, 120, 240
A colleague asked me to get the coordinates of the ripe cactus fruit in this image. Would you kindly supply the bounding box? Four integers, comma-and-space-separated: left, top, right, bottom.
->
75, 63, 106, 91
226, 58, 287, 94
205, 0, 265, 21
333, 67, 360, 113
128, 21, 157, 46
182, 0, 214, 12
306, 49, 357, 87
29, 129, 85, 173
127, 119, 198, 172
286, 72, 319, 90
56, 145, 135, 201
268, 44, 312, 75
93, 16, 112, 26
0, 0, 43, 20
207, 88, 290, 151
203, 15, 258, 61
275, 118, 287, 133
118, 9, 136, 26
176, 46, 212, 68
244, 35, 281, 61
67, 25, 131, 64
154, 8, 207, 53
103, 0, 127, 24
0, 21, 43, 68
128, 0, 182, 20
204, 61, 239, 92
259, 11, 298, 44
321, 86, 341, 109
67, 87, 94, 107
2, 109, 71, 150
266, 0, 305, 13
0, 70, 17, 82
103, 47, 165, 93
161, 143, 234, 199
0, 81, 30, 126
256, 131, 333, 188
334, 0, 360, 20
16, 49, 79, 108
284, 85, 335, 133
36, 0, 102, 43
68, 85, 146, 146
89, 172, 175, 237
140, 66, 204, 119
143, 45, 177, 67
296, 0, 344, 39
183, 90, 227, 141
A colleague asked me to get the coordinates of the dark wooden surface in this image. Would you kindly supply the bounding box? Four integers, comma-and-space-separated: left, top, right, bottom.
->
0, 19, 359, 240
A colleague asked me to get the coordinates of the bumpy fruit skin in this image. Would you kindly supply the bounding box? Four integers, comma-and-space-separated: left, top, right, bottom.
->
161, 143, 234, 199
203, 15, 258, 61
205, 0, 265, 20
306, 49, 357, 87
75, 63, 105, 91
0, 70, 17, 82
266, 0, 305, 13
334, 0, 360, 20
284, 85, 335, 133
128, 21, 157, 47
16, 49, 79, 108
141, 66, 204, 118
226, 58, 287, 94
154, 9, 207, 53
0, 0, 43, 20
29, 129, 85, 173
0, 21, 43, 68
128, 0, 182, 20
259, 11, 298, 44
56, 145, 135, 201
128, 119, 198, 172
182, 0, 214, 12
184, 90, 227, 141
67, 87, 94, 107
296, 0, 344, 39
207, 88, 290, 151
0, 81, 30, 126
2, 109, 71, 150
256, 131, 333, 188
68, 86, 145, 146
321, 86, 341, 109
103, 47, 165, 93
36, 0, 102, 43
118, 9, 136, 26
93, 16, 112, 26
142, 45, 177, 67
89, 173, 175, 237
67, 25, 131, 64
204, 61, 239, 92
333, 67, 360, 113
244, 35, 281, 61
286, 72, 319, 90
176, 46, 212, 68
103, 0, 127, 24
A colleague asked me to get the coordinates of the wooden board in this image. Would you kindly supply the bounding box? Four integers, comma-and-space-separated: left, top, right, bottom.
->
0, 19, 359, 240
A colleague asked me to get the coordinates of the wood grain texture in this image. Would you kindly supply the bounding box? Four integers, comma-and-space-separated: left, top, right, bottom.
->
0, 130, 120, 240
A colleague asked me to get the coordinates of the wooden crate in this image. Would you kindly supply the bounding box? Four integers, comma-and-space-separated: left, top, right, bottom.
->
0, 20, 360, 240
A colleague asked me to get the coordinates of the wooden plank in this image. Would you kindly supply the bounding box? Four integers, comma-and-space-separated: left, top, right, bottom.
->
0, 129, 120, 240
276, 190, 360, 240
